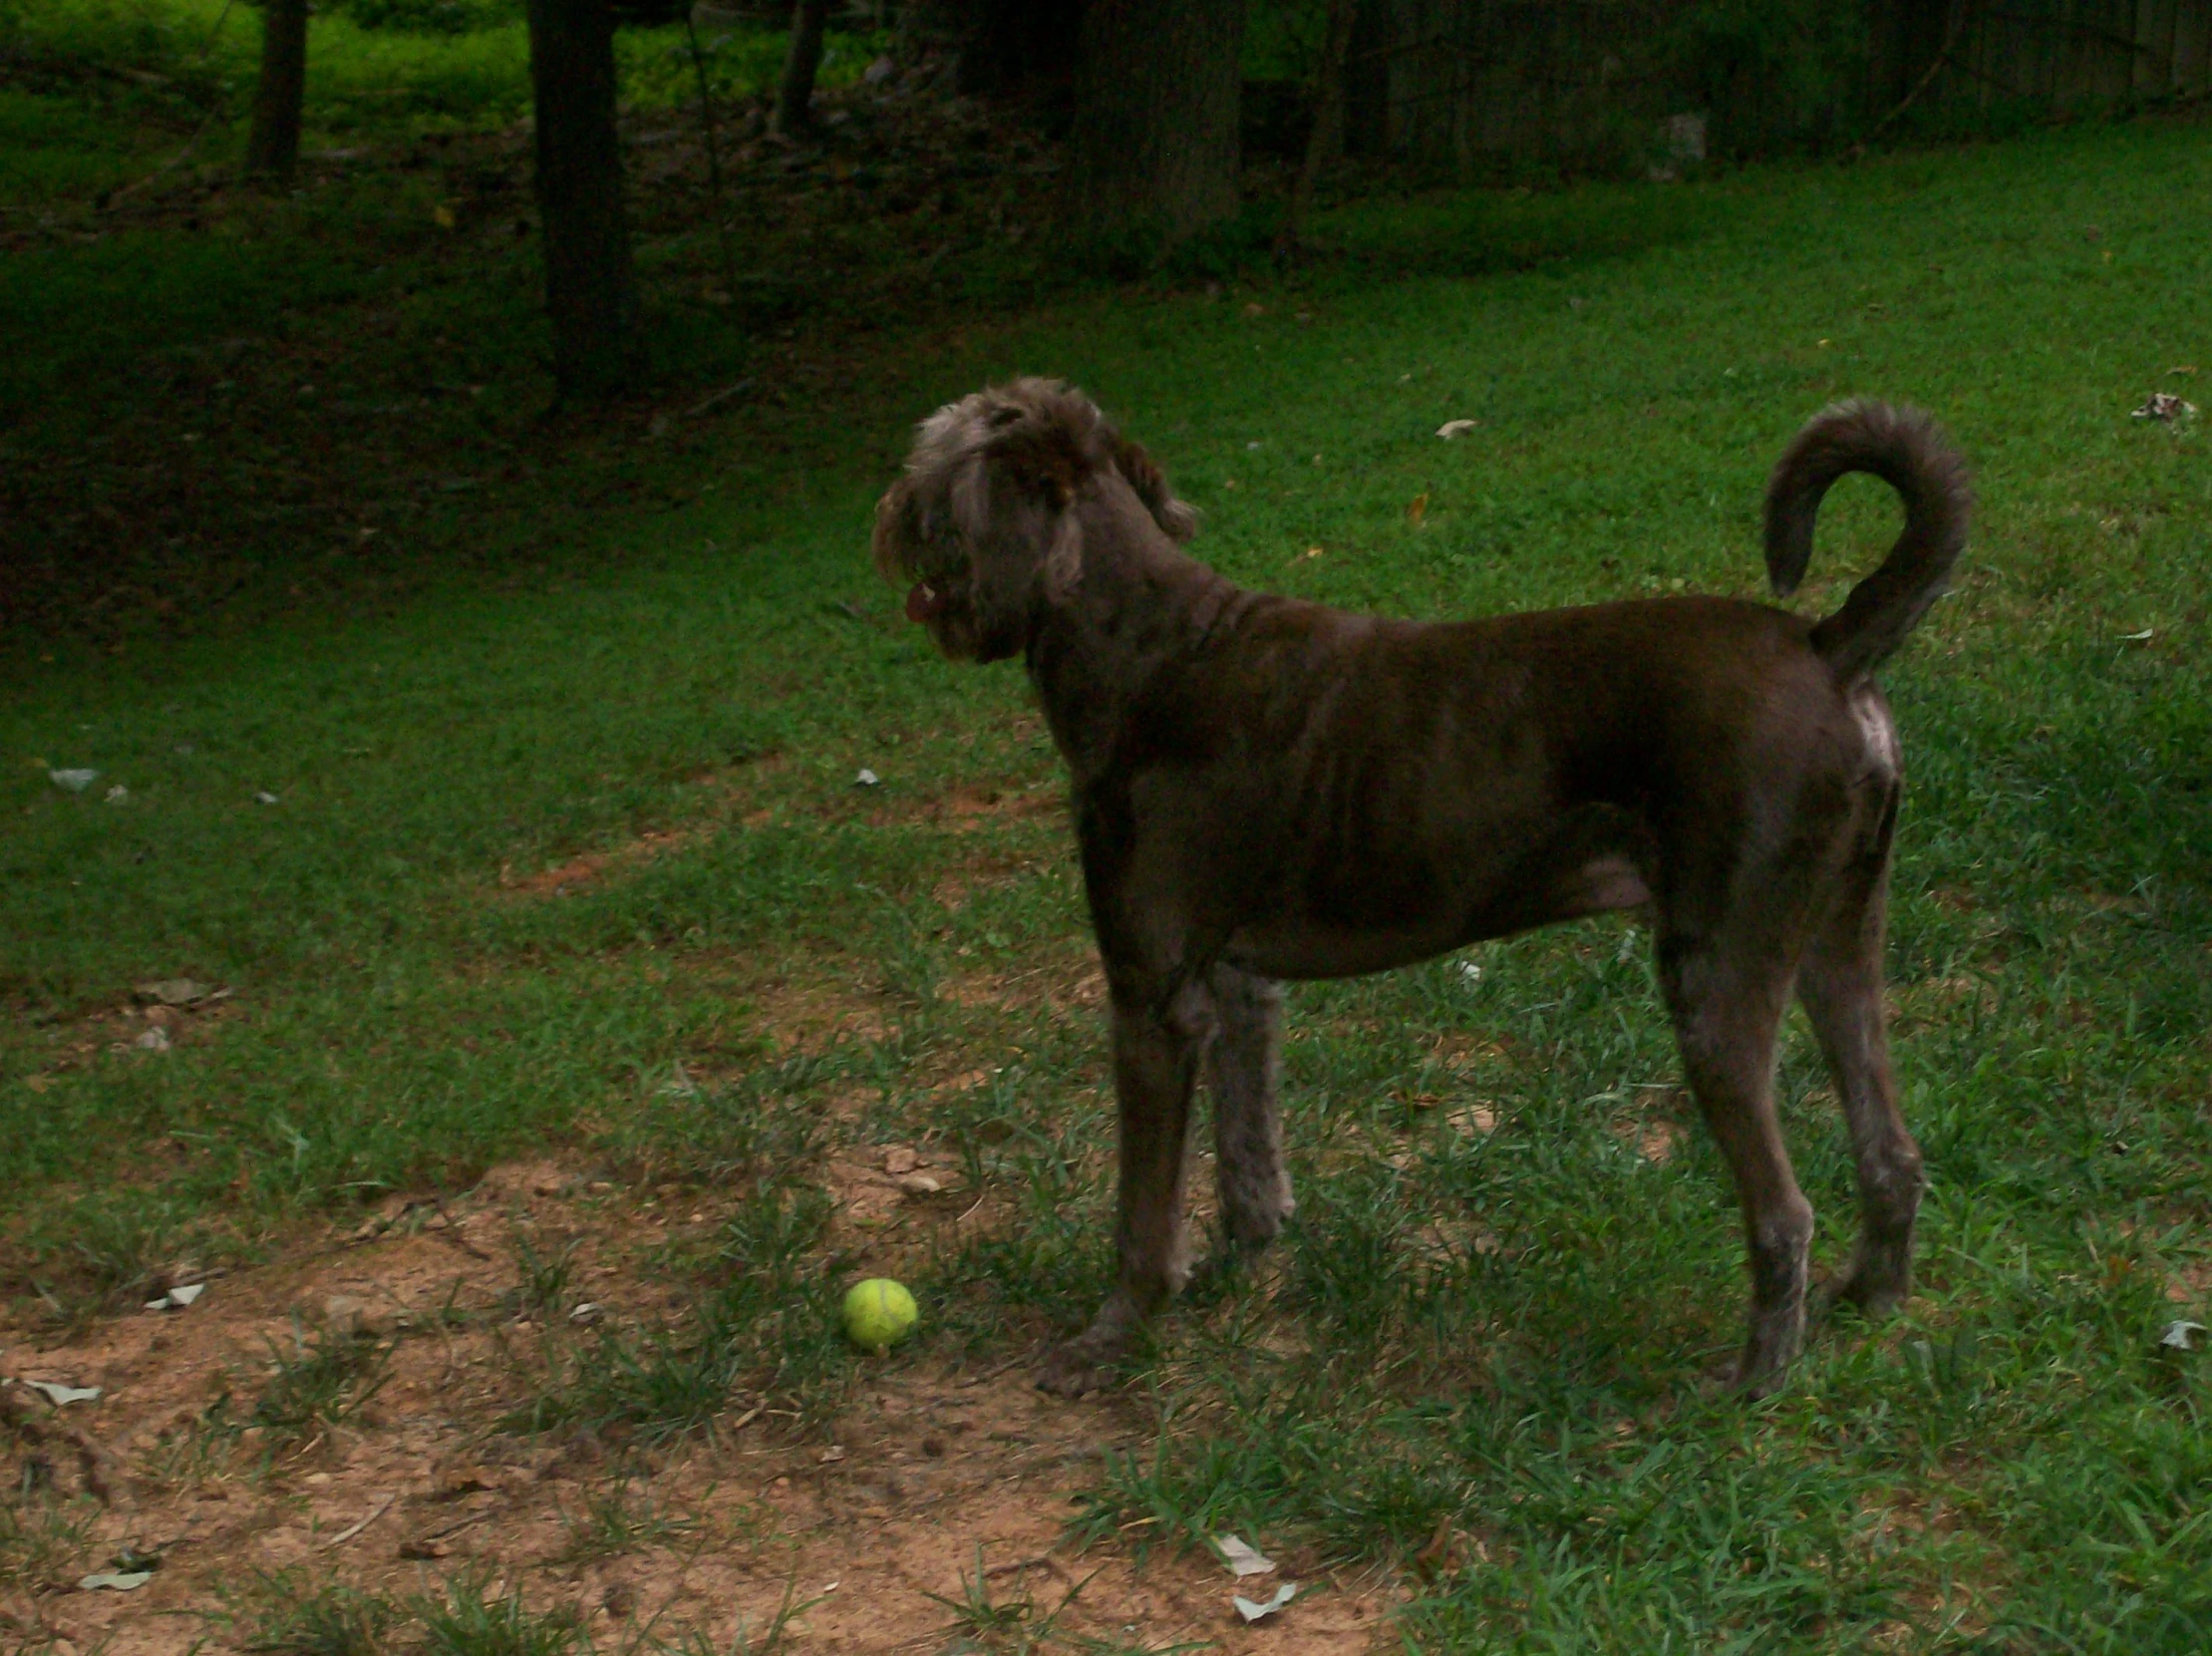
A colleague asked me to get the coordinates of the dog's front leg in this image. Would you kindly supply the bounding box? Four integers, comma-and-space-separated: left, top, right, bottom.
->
1206, 964, 1294, 1254
1036, 991, 1206, 1397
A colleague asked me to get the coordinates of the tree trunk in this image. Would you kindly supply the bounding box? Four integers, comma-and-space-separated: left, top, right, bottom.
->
524, 0, 647, 398
1281, 0, 1359, 249
772, 0, 830, 135
1064, 0, 1246, 248
243, 0, 308, 181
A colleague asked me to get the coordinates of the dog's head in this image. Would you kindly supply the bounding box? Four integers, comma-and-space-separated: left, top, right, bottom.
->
872, 378, 1196, 663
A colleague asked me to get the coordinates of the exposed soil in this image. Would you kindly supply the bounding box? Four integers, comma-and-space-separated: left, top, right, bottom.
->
0, 1158, 1401, 1654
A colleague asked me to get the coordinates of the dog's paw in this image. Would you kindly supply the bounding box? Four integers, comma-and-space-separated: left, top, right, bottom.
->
1034, 1340, 1117, 1398
1811, 1256, 1913, 1325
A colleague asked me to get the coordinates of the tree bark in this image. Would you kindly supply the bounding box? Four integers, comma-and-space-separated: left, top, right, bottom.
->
772, 0, 830, 135
524, 0, 647, 398
1064, 0, 1246, 248
243, 0, 308, 182
1282, 0, 1359, 250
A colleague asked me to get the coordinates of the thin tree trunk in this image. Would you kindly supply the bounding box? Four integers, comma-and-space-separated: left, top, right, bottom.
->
1064, 0, 1246, 248
1281, 0, 1358, 250
772, 0, 830, 136
243, 0, 308, 181
524, 0, 647, 398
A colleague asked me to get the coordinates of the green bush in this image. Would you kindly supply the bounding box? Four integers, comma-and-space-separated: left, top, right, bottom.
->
334, 0, 519, 38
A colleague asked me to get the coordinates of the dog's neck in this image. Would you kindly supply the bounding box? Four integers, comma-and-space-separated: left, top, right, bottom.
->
1024, 497, 1241, 783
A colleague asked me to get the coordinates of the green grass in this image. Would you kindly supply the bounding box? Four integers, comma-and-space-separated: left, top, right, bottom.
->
241, 1572, 401, 1656
5, 74, 2212, 1651
249, 1316, 395, 1444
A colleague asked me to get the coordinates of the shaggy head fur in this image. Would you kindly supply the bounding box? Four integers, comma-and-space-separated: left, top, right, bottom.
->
872, 378, 1197, 662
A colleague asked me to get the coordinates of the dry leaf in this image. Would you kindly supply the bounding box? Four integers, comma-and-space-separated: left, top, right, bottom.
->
21, 1380, 103, 1406
1447, 1104, 1497, 1137
1234, 1581, 1298, 1622
1214, 1534, 1277, 1577
1407, 492, 1429, 525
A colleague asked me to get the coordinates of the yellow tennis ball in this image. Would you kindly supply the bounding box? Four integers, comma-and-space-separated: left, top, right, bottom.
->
841, 1278, 918, 1352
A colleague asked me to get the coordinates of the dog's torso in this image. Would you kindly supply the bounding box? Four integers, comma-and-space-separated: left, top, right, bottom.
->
1037, 578, 1898, 987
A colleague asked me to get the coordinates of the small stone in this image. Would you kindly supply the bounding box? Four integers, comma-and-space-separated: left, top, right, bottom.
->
883, 1147, 919, 1175
895, 1172, 944, 1195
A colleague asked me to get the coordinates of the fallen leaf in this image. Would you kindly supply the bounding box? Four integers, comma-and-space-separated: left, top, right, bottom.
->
2160, 1320, 2206, 1351
2132, 392, 2197, 422
1447, 1104, 1497, 1137
896, 1171, 945, 1195
1214, 1534, 1276, 1577
135, 1026, 171, 1052
136, 978, 213, 1007
146, 1283, 204, 1311
21, 1380, 104, 1406
1435, 419, 1479, 439
79, 1572, 154, 1592
883, 1147, 919, 1174
1407, 492, 1429, 525
255, 790, 279, 805
1234, 1581, 1298, 1622
2119, 628, 2155, 642
854, 769, 880, 788
49, 768, 99, 792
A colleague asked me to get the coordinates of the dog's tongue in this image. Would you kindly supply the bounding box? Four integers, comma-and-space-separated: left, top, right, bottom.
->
905, 582, 943, 623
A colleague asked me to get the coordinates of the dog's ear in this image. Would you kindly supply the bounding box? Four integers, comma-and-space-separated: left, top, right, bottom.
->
967, 415, 1092, 605
1112, 436, 1198, 543
872, 475, 927, 582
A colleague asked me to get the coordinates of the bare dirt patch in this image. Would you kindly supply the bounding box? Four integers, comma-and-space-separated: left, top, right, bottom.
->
0, 1159, 1401, 1655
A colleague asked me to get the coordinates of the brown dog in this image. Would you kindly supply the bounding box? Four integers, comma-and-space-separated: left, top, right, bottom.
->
874, 381, 1969, 1397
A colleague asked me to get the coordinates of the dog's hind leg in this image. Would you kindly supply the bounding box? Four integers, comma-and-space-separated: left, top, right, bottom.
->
1206, 964, 1294, 1253
1802, 792, 1923, 1322
1037, 986, 1208, 1397
1658, 929, 1811, 1397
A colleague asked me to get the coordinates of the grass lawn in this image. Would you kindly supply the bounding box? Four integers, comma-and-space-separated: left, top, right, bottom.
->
4, 30, 2212, 1646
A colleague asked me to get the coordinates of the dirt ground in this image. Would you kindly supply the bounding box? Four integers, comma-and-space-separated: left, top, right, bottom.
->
0, 1159, 1402, 1654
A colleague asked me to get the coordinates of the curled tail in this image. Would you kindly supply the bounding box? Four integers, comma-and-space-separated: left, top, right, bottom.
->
1764, 399, 1971, 685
